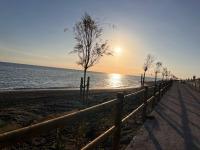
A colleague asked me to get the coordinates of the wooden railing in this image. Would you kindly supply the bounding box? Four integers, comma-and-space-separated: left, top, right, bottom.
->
186, 79, 200, 92
0, 81, 173, 149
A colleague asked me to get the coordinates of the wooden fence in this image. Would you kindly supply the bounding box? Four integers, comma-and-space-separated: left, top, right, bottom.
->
0, 81, 173, 149
186, 79, 200, 92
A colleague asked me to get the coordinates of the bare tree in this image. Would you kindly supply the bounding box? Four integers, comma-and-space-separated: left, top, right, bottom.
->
71, 13, 112, 101
167, 71, 171, 80
162, 67, 167, 81
170, 73, 175, 80
154, 61, 162, 85
142, 54, 155, 86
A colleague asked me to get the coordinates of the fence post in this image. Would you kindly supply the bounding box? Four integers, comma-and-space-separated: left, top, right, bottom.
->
80, 77, 83, 97
161, 82, 164, 96
112, 93, 124, 150
195, 80, 197, 89
163, 82, 166, 94
86, 76, 90, 101
158, 83, 161, 101
166, 82, 168, 92
152, 84, 157, 109
142, 86, 148, 122
199, 79, 200, 92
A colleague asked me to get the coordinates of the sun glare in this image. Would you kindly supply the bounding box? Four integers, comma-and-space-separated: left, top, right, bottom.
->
114, 47, 122, 55
108, 73, 122, 88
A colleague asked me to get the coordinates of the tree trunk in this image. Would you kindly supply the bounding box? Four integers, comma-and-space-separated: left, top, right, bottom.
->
143, 71, 146, 86
154, 72, 157, 85
141, 74, 143, 86
83, 68, 87, 103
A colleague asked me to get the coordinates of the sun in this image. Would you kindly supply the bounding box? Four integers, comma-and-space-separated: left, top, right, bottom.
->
114, 47, 122, 54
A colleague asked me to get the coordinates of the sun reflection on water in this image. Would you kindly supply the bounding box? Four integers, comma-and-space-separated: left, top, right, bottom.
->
108, 73, 123, 88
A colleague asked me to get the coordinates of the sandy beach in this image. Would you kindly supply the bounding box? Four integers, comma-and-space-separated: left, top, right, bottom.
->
0, 88, 137, 129
0, 86, 148, 149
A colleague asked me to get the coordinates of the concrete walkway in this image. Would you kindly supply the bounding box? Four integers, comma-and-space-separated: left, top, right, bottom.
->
126, 82, 200, 150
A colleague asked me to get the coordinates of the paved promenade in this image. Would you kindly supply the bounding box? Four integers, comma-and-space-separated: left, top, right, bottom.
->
126, 82, 200, 150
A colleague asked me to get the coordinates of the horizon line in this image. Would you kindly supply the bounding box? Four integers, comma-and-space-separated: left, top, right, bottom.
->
0, 60, 146, 77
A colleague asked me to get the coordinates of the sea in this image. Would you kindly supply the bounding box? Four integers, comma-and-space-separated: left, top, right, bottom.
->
0, 62, 154, 90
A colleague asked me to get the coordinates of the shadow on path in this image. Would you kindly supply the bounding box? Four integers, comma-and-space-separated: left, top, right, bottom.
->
177, 84, 198, 149
127, 83, 200, 150
144, 119, 162, 150
183, 85, 200, 105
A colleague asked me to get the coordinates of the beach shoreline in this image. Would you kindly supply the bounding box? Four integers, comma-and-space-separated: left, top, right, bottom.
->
0, 86, 140, 93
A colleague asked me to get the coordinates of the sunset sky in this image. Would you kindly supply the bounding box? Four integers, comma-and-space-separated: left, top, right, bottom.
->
1, 0, 200, 78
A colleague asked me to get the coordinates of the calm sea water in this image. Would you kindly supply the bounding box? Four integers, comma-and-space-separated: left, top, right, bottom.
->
0, 62, 153, 90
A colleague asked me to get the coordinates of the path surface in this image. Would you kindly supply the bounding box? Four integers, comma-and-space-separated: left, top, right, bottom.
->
126, 82, 200, 150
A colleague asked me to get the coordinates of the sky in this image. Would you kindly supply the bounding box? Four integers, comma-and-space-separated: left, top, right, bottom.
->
0, 0, 200, 78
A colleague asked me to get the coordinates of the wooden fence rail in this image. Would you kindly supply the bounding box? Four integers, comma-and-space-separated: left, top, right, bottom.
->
186, 79, 200, 92
0, 81, 173, 149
